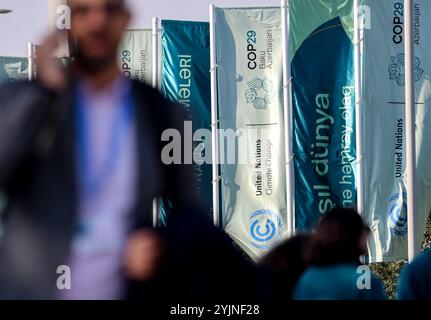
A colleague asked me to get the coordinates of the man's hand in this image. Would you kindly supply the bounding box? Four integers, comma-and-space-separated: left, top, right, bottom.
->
124, 229, 166, 281
35, 32, 68, 92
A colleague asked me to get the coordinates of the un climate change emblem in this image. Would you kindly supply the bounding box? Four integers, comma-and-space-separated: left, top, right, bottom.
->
249, 209, 283, 249
388, 53, 424, 87
245, 78, 276, 110
388, 192, 408, 236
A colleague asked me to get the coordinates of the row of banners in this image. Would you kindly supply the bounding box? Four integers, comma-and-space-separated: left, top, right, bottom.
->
1, 0, 430, 263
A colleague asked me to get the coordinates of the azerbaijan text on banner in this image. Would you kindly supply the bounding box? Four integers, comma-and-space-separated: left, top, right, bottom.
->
215, 7, 287, 260
362, 0, 431, 262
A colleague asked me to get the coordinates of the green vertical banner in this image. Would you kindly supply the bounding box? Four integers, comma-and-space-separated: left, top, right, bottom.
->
160, 20, 212, 222
290, 0, 357, 230
119, 29, 154, 85
362, 0, 431, 262
0, 57, 28, 85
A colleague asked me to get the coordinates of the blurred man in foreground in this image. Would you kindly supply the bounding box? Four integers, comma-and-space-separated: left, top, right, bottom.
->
0, 0, 268, 303
0, 0, 197, 299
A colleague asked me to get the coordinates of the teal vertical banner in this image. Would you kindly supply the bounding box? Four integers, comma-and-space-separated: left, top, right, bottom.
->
160, 20, 212, 222
291, 15, 357, 230
0, 57, 28, 85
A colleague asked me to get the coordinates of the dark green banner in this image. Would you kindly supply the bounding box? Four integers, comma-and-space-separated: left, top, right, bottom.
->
160, 20, 212, 223
291, 1, 357, 230
0, 56, 28, 85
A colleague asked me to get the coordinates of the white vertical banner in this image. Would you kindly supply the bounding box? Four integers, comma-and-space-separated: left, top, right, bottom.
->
119, 29, 155, 85
215, 7, 287, 260
362, 0, 431, 262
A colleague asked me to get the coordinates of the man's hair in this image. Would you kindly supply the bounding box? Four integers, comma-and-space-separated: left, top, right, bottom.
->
68, 0, 129, 9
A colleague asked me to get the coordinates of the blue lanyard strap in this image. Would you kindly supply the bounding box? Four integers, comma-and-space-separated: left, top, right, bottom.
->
74, 84, 134, 199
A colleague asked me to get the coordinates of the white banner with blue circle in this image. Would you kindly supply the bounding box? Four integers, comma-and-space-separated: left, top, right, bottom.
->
215, 7, 287, 260
362, 0, 431, 262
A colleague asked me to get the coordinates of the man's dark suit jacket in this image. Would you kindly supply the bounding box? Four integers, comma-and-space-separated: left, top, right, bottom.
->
0, 78, 272, 303
0, 78, 200, 299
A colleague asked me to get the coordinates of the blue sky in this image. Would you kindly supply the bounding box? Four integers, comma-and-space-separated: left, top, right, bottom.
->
0, 0, 279, 57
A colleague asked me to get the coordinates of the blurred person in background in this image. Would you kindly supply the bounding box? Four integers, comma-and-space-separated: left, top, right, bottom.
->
293, 208, 387, 300
260, 233, 311, 301
397, 249, 431, 300
0, 0, 199, 299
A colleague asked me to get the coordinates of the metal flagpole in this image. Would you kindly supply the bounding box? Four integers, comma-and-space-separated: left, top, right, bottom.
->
353, 0, 364, 216
152, 17, 160, 90
404, 0, 418, 262
152, 17, 160, 228
27, 42, 35, 81
281, 0, 295, 237
209, 4, 221, 228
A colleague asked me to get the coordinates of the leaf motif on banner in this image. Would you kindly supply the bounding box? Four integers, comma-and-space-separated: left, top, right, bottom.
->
396, 75, 406, 87
388, 64, 401, 80
245, 77, 275, 109
391, 53, 405, 66
388, 53, 424, 87
248, 78, 263, 90
245, 88, 257, 103
253, 97, 266, 109
264, 91, 275, 104
262, 78, 274, 92
415, 67, 424, 82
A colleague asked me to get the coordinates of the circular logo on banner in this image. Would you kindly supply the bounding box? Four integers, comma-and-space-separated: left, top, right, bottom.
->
245, 78, 276, 110
388, 192, 408, 236
388, 53, 424, 87
249, 209, 283, 249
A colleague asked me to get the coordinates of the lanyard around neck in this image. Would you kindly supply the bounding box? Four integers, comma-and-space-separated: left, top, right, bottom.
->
74, 84, 134, 199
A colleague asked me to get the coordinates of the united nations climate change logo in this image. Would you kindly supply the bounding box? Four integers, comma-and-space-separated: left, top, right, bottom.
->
249, 209, 283, 249
245, 78, 276, 110
388, 192, 408, 236
388, 53, 424, 87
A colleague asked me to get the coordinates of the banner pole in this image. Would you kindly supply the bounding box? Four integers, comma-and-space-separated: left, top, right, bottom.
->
404, 0, 418, 262
152, 17, 160, 228
27, 42, 32, 81
152, 17, 159, 89
27, 42, 34, 81
281, 0, 295, 237
209, 4, 221, 228
353, 0, 364, 216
